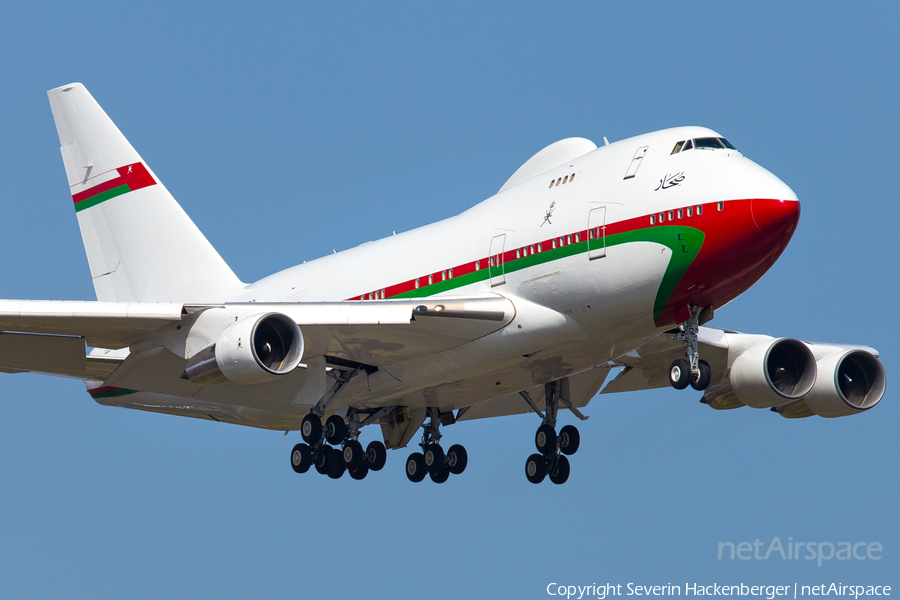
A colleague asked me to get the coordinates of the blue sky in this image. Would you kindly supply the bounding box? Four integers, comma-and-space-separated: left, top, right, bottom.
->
0, 3, 897, 598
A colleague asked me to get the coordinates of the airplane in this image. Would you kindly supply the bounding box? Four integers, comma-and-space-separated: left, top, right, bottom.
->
0, 82, 885, 485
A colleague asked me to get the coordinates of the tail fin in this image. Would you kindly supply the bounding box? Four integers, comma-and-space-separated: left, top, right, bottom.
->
47, 83, 244, 303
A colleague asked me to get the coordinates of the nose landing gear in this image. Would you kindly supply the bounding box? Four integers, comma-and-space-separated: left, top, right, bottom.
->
669, 306, 712, 392
520, 380, 582, 485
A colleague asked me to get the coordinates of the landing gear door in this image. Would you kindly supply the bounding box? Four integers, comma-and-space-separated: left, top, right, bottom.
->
489, 234, 506, 286
588, 206, 607, 260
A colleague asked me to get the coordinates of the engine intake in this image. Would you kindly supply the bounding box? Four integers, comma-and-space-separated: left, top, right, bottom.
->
804, 349, 885, 417
730, 338, 817, 408
184, 313, 304, 386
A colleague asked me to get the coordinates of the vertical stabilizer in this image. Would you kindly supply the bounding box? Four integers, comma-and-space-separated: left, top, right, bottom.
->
48, 83, 244, 303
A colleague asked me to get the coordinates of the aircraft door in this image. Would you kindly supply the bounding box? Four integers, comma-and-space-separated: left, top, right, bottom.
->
489, 234, 506, 286
588, 206, 607, 260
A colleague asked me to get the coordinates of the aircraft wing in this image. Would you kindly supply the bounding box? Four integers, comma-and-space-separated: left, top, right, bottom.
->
0, 295, 515, 378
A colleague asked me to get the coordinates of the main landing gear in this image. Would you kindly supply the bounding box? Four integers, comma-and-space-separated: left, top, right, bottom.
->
289, 365, 390, 480
668, 306, 712, 392
406, 408, 468, 484
290, 410, 388, 480
520, 380, 582, 485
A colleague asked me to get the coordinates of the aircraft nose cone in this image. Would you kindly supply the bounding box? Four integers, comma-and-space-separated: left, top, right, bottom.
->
752, 178, 800, 237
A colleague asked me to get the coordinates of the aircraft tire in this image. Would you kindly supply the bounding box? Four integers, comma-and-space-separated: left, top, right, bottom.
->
301, 414, 322, 444
349, 463, 369, 480
290, 443, 312, 474
690, 360, 712, 391
328, 455, 346, 479
548, 455, 570, 485
525, 454, 547, 484
430, 466, 450, 484
315, 445, 335, 475
325, 415, 347, 445
447, 444, 468, 475
669, 359, 691, 390
342, 440, 365, 471
406, 453, 427, 483
366, 441, 387, 471
559, 425, 580, 456
423, 443, 445, 476
535, 424, 557, 455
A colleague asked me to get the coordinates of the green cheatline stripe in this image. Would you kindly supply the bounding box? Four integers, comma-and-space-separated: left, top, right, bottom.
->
89, 388, 139, 399
74, 184, 130, 213
393, 225, 704, 322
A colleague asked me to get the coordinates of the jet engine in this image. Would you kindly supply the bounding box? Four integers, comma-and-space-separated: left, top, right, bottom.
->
184, 313, 304, 385
803, 349, 885, 417
729, 338, 817, 408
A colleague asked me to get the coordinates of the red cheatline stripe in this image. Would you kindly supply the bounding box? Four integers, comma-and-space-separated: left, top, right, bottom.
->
347, 200, 729, 301
72, 162, 156, 207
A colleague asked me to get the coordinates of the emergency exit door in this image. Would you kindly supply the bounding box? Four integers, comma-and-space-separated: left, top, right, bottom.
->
588, 206, 607, 260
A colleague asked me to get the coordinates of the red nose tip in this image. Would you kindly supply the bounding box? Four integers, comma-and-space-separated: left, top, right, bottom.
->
751, 198, 801, 238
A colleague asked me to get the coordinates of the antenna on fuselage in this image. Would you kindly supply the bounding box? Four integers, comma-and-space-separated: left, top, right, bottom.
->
603, 137, 610, 146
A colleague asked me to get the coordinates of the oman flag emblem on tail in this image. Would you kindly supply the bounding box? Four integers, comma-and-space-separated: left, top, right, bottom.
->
71, 162, 156, 212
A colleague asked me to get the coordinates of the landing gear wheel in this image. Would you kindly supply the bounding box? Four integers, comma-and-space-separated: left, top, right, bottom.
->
430, 466, 450, 484
525, 454, 547, 484
342, 440, 364, 471
315, 446, 336, 475
349, 463, 369, 480
559, 425, 580, 456
325, 415, 347, 444
669, 359, 691, 390
328, 456, 345, 479
423, 443, 445, 476
301, 414, 322, 443
365, 441, 387, 471
548, 455, 570, 485
535, 424, 557, 455
690, 360, 712, 391
290, 443, 312, 474
406, 452, 426, 483
447, 444, 468, 475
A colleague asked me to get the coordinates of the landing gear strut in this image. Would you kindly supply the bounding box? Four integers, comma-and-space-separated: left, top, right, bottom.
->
520, 380, 581, 485
289, 365, 391, 480
406, 408, 468, 484
669, 306, 712, 392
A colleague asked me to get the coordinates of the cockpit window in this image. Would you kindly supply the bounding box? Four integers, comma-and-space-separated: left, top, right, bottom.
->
693, 137, 725, 149
672, 137, 739, 153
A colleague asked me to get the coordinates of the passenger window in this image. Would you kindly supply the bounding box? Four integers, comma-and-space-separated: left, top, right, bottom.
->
668, 211, 673, 221
677, 209, 683, 219
562, 176, 569, 184
570, 173, 576, 182
415, 278, 420, 289
659, 212, 665, 223
475, 261, 480, 271
687, 206, 693, 217
650, 215, 656, 225
697, 205, 703, 215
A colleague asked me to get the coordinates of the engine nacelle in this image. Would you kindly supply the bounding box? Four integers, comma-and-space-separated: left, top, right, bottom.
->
804, 349, 885, 417
730, 338, 817, 408
184, 313, 304, 386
